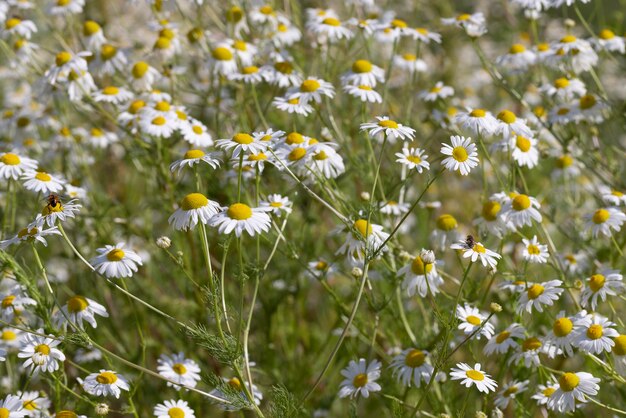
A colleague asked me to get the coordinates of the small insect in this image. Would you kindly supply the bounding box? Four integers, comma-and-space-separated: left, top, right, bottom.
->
46, 194, 62, 208
465, 234, 475, 249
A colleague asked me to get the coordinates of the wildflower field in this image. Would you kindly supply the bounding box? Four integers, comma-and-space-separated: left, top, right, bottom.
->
1, 0, 626, 416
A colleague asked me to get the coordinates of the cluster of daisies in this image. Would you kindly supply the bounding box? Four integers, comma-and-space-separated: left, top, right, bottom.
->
1, 0, 625, 416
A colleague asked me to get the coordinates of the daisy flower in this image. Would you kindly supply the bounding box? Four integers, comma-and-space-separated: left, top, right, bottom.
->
0, 395, 27, 418
483, 323, 525, 355
496, 43, 536, 72
30, 198, 81, 228
21, 170, 65, 194
585, 207, 626, 238
547, 372, 600, 413
430, 214, 459, 250
169, 193, 221, 231
169, 150, 220, 174
92, 86, 133, 104
508, 336, 557, 367
393, 53, 427, 74
395, 147, 430, 173
455, 108, 498, 136
49, 0, 84, 15
456, 304, 495, 340
287, 77, 335, 104
210, 377, 263, 411
338, 358, 382, 398
509, 135, 539, 168
547, 311, 578, 356
389, 348, 434, 388
440, 135, 479, 176
612, 335, 626, 376
450, 238, 501, 269
229, 66, 264, 84
2, 18, 37, 39
53, 295, 109, 330
18, 330, 65, 374
494, 380, 529, 409
580, 270, 623, 310
572, 314, 619, 354
522, 236, 549, 263
82, 20, 106, 50
340, 59, 384, 87
360, 116, 415, 142
594, 29, 625, 53
81, 370, 130, 398
474, 200, 510, 238
336, 219, 389, 260
343, 84, 382, 103
154, 400, 195, 418
140, 113, 177, 138
449, 363, 497, 393
517, 280, 563, 313
209, 203, 272, 237
309, 142, 345, 179
260, 194, 292, 216
0, 152, 37, 180
157, 353, 201, 389
540, 77, 586, 101
379, 201, 410, 216
209, 45, 237, 76
1, 286, 37, 322
501, 193, 542, 228
130, 61, 161, 91
411, 27, 442, 43
216, 132, 267, 158
418, 82, 454, 102
307, 16, 354, 42
532, 381, 559, 406
180, 119, 213, 148
495, 109, 533, 139
397, 252, 443, 297
1, 327, 23, 351
17, 390, 51, 416
45, 50, 90, 85
272, 96, 314, 116
87, 128, 118, 148
599, 185, 626, 206
0, 226, 61, 249
305, 259, 335, 279
90, 243, 143, 279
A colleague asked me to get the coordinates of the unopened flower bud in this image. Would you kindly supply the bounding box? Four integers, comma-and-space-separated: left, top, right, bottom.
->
351, 267, 363, 278
156, 236, 171, 249
360, 192, 370, 201
420, 249, 436, 265
398, 250, 412, 262
475, 412, 488, 418
564, 18, 576, 28
491, 408, 504, 418
95, 403, 109, 416
490, 303, 502, 313
574, 279, 583, 289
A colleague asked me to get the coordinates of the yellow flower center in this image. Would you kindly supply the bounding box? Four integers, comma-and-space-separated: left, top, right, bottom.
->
1, 330, 16, 340
83, 20, 101, 36
277, 23, 288, 32
416, 28, 428, 35
301, 79, 320, 92
212, 47, 233, 61
378, 119, 398, 129
555, 155, 573, 169
228, 377, 242, 390
183, 150, 205, 159
613, 335, 626, 356
56, 51, 73, 67
315, 261, 328, 271
469, 109, 486, 118
592, 209, 610, 224
411, 256, 433, 275
91, 128, 103, 137
167, 407, 184, 418
159, 28, 175, 40
391, 19, 408, 28
172, 363, 187, 375
313, 151, 328, 161
152, 116, 167, 126
496, 331, 511, 344
67, 295, 88, 313
402, 53, 417, 61
102, 86, 119, 95
406, 155, 421, 164
354, 219, 373, 238
0, 409, 10, 418
612, 190, 624, 197
96, 371, 118, 384
436, 214, 457, 231
527, 284, 544, 300
466, 315, 481, 325
285, 132, 303, 145
242, 66, 259, 75
515, 136, 531, 152
503, 386, 519, 397
452, 146, 468, 162
553, 317, 573, 337
132, 61, 149, 78
560, 35, 577, 43
106, 249, 125, 261
497, 110, 516, 124
322, 17, 341, 27
588, 274, 605, 292
287, 97, 300, 105
512, 194, 531, 211
35, 344, 50, 355
2, 295, 16, 308
509, 44, 526, 54
0, 153, 20, 166
288, 147, 307, 161
22, 400, 37, 411
465, 370, 485, 381
587, 324, 604, 340
543, 387, 556, 397
228, 203, 253, 220
472, 243, 486, 253
404, 349, 426, 367
554, 78, 569, 89
100, 44, 117, 61
579, 94, 596, 110
56, 411, 78, 418
232, 40, 247, 51
274, 61, 293, 74
248, 152, 267, 161
525, 244, 541, 256
180, 193, 209, 211
129, 100, 145, 114
479, 201, 500, 221
6, 18, 21, 30
154, 37, 171, 50
352, 373, 368, 387
57, 0, 71, 5
35, 172, 52, 182
17, 117, 30, 128
522, 337, 542, 351
226, 5, 244, 22
352, 59, 373, 73
232, 133, 253, 144
599, 29, 615, 39
558, 373, 580, 392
